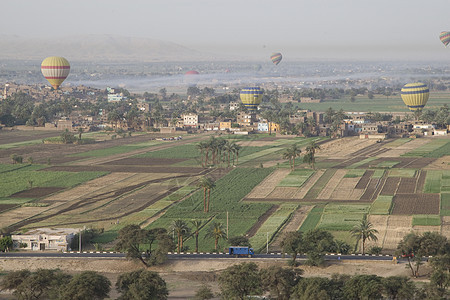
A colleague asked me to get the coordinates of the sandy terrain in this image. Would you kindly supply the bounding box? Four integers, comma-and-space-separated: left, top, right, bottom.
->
316, 137, 376, 158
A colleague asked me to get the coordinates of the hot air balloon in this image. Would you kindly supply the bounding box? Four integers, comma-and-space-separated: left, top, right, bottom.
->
400, 82, 429, 111
184, 70, 199, 86
270, 53, 282, 65
240, 87, 263, 112
41, 56, 70, 89
440, 31, 450, 47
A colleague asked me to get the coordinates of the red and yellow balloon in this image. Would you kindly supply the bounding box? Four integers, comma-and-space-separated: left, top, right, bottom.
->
41, 56, 70, 89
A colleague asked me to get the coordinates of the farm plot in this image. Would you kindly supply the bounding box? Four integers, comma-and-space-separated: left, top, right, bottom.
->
317, 169, 347, 199
267, 187, 300, 199
246, 169, 290, 198
364, 215, 389, 250
303, 169, 336, 200
380, 177, 400, 195
412, 215, 441, 226
369, 196, 393, 215
354, 170, 374, 189
388, 169, 416, 178
402, 139, 448, 157
396, 177, 417, 194
382, 215, 413, 250
10, 187, 65, 198
101, 157, 187, 166
423, 170, 442, 193
441, 216, 450, 238
0, 203, 62, 229
299, 205, 324, 232
316, 203, 370, 231
278, 169, 315, 187
441, 193, 450, 216
329, 177, 363, 200
392, 194, 440, 215
249, 203, 299, 252
291, 170, 324, 199
316, 137, 375, 158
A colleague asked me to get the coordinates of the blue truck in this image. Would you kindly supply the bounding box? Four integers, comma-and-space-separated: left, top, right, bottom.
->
228, 246, 254, 258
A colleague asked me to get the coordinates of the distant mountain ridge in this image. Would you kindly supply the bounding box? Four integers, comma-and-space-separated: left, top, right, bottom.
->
0, 34, 211, 62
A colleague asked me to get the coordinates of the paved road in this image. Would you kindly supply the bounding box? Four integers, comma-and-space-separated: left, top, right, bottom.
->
1, 252, 396, 261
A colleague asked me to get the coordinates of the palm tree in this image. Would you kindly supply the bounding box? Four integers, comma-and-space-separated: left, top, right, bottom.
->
196, 141, 208, 167
206, 222, 227, 251
350, 214, 379, 255
222, 140, 234, 167
171, 219, 190, 253
197, 176, 215, 212
77, 127, 84, 140
282, 144, 302, 170
232, 143, 242, 165
304, 140, 321, 170
191, 220, 203, 253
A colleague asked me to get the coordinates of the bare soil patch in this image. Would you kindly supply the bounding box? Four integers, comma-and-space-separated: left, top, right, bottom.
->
360, 178, 381, 201
366, 215, 389, 250
382, 215, 413, 250
10, 187, 65, 198
392, 194, 440, 215
355, 170, 375, 189
0, 204, 17, 213
441, 216, 450, 238
267, 187, 299, 199
330, 177, 363, 200
316, 137, 375, 158
416, 170, 427, 192
380, 177, 400, 195
397, 177, 417, 194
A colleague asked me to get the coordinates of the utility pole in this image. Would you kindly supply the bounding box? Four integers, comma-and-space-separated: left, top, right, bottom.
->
79, 228, 82, 253
226, 211, 229, 239
266, 232, 269, 254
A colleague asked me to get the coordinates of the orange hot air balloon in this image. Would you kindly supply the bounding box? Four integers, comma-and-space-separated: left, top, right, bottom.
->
41, 56, 70, 89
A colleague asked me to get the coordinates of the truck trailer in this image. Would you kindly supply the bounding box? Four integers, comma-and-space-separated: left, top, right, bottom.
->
228, 246, 254, 258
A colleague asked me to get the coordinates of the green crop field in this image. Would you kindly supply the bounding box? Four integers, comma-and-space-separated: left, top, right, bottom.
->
424, 170, 443, 193
412, 215, 441, 226
441, 193, 450, 216
0, 165, 108, 198
425, 141, 450, 158
383, 138, 411, 148
402, 139, 449, 157
146, 167, 274, 252
135, 143, 200, 159
388, 169, 416, 178
249, 203, 299, 251
278, 169, 315, 187
293, 94, 450, 112
372, 169, 386, 178
317, 204, 370, 231
70, 141, 162, 157
376, 161, 399, 168
344, 169, 366, 178
347, 157, 377, 169
369, 196, 393, 215
304, 169, 336, 199
299, 205, 324, 232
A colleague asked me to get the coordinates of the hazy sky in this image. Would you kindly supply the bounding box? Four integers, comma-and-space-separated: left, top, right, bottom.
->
2, 0, 450, 60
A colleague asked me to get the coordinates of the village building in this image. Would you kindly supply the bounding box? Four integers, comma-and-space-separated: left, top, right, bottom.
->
11, 228, 78, 251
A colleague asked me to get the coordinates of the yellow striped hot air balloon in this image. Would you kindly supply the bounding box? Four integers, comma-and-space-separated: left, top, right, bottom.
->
41, 56, 70, 89
400, 82, 429, 111
240, 87, 263, 112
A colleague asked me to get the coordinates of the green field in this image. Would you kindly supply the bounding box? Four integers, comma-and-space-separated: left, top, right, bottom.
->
369, 196, 393, 215
412, 215, 441, 226
249, 203, 299, 252
294, 94, 450, 112
441, 193, 450, 216
71, 141, 163, 157
402, 139, 449, 157
424, 170, 443, 193
317, 204, 370, 231
278, 169, 315, 187
388, 169, 416, 178
0, 164, 108, 198
299, 205, 324, 232
344, 169, 366, 178
146, 167, 274, 252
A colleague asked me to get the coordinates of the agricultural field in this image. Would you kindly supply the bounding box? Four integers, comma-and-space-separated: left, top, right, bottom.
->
0, 130, 449, 255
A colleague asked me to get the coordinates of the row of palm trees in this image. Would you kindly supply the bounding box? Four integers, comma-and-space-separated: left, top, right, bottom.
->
282, 140, 321, 170
196, 137, 242, 168
170, 219, 227, 253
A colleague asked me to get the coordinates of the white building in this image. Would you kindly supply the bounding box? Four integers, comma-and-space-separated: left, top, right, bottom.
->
11, 228, 77, 251
182, 113, 198, 128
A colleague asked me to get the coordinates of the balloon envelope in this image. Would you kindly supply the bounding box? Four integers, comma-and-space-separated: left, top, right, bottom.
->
41, 56, 70, 89
240, 87, 263, 112
270, 53, 282, 65
400, 82, 429, 111
440, 31, 450, 47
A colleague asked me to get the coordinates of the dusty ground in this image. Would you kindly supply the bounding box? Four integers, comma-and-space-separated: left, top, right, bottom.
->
0, 257, 432, 300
